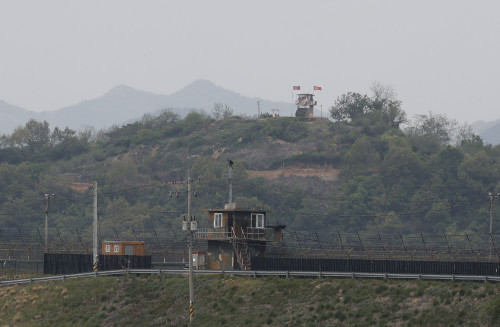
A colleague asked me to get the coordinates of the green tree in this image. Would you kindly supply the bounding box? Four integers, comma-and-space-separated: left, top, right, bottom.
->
459, 134, 486, 155
460, 151, 497, 184
431, 146, 464, 183
344, 137, 380, 176
424, 200, 452, 232
329, 92, 370, 123
330, 83, 406, 134
368, 81, 407, 129
380, 135, 426, 187
368, 211, 403, 233
103, 159, 142, 203
405, 112, 458, 147
28, 162, 46, 188
181, 110, 212, 134
9, 125, 29, 154
25, 119, 51, 155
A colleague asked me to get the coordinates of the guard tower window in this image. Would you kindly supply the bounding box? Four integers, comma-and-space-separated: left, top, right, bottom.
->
105, 245, 111, 253
252, 213, 265, 229
114, 245, 120, 253
214, 213, 223, 228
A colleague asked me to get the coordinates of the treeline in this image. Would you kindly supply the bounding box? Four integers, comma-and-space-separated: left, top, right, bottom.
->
0, 91, 499, 239
324, 83, 499, 235
0, 119, 92, 163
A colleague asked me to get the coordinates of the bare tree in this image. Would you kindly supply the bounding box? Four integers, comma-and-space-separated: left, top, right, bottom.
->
370, 81, 398, 103
405, 111, 458, 146
79, 124, 97, 143
212, 103, 233, 120
454, 122, 475, 146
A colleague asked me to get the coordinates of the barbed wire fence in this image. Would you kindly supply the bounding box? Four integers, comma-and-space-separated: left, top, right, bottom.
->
267, 230, 497, 262
1, 227, 499, 265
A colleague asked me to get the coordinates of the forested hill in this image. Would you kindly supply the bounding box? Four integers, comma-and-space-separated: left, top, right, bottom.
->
0, 89, 499, 241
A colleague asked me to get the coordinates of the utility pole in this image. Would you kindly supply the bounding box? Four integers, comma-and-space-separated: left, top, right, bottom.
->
187, 169, 195, 324
228, 160, 233, 204
44, 193, 55, 253
93, 181, 98, 272
177, 161, 197, 324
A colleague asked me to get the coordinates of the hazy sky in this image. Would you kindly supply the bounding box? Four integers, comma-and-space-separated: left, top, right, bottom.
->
1, 1, 499, 123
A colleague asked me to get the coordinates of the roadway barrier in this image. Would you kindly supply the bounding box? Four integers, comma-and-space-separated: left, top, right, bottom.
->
2, 269, 500, 287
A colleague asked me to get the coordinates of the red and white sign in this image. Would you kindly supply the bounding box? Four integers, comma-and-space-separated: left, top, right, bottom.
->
314, 86, 322, 91
293, 86, 300, 90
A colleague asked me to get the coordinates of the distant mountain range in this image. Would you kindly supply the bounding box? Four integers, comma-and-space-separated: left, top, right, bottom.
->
1, 80, 499, 145
0, 80, 292, 135
471, 119, 500, 146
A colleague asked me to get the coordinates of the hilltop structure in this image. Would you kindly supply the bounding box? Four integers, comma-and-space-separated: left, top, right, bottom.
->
295, 93, 316, 118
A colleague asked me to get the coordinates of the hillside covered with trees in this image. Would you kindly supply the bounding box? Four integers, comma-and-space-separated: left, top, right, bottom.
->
0, 84, 499, 243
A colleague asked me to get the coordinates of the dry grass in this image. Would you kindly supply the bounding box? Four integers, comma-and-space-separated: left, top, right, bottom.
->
247, 166, 340, 181
1, 274, 499, 326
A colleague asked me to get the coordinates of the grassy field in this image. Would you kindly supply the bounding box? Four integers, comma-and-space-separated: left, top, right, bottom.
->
1, 273, 500, 326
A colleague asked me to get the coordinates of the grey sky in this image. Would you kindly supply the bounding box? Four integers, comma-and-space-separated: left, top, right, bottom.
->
1, 1, 499, 123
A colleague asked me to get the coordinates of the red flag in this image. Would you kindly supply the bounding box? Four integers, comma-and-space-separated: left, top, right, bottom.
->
293, 86, 300, 90
314, 86, 322, 91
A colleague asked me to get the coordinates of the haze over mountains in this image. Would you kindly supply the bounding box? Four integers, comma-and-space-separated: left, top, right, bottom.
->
470, 119, 500, 146
0, 80, 291, 135
1, 79, 499, 145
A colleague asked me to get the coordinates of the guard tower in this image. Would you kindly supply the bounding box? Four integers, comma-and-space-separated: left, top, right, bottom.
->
196, 161, 285, 270
295, 93, 316, 118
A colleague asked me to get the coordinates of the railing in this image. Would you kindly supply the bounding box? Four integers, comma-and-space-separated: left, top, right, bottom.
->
196, 228, 231, 240
245, 227, 265, 239
3, 269, 500, 287
196, 227, 274, 241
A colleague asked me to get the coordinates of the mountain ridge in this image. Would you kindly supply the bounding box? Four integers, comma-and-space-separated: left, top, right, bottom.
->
0, 80, 292, 135
471, 119, 500, 145
1, 81, 500, 145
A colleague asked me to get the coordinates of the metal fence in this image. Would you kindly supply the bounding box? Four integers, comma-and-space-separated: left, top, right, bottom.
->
0, 227, 204, 263
0, 259, 44, 274
267, 230, 499, 262
1, 227, 500, 264
252, 257, 500, 276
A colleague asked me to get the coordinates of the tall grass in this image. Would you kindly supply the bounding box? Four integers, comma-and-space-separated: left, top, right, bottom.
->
1, 274, 499, 326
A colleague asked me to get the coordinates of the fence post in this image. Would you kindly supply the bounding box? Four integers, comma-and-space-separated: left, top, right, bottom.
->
399, 233, 407, 252
443, 233, 451, 253
314, 231, 323, 249
356, 231, 365, 251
